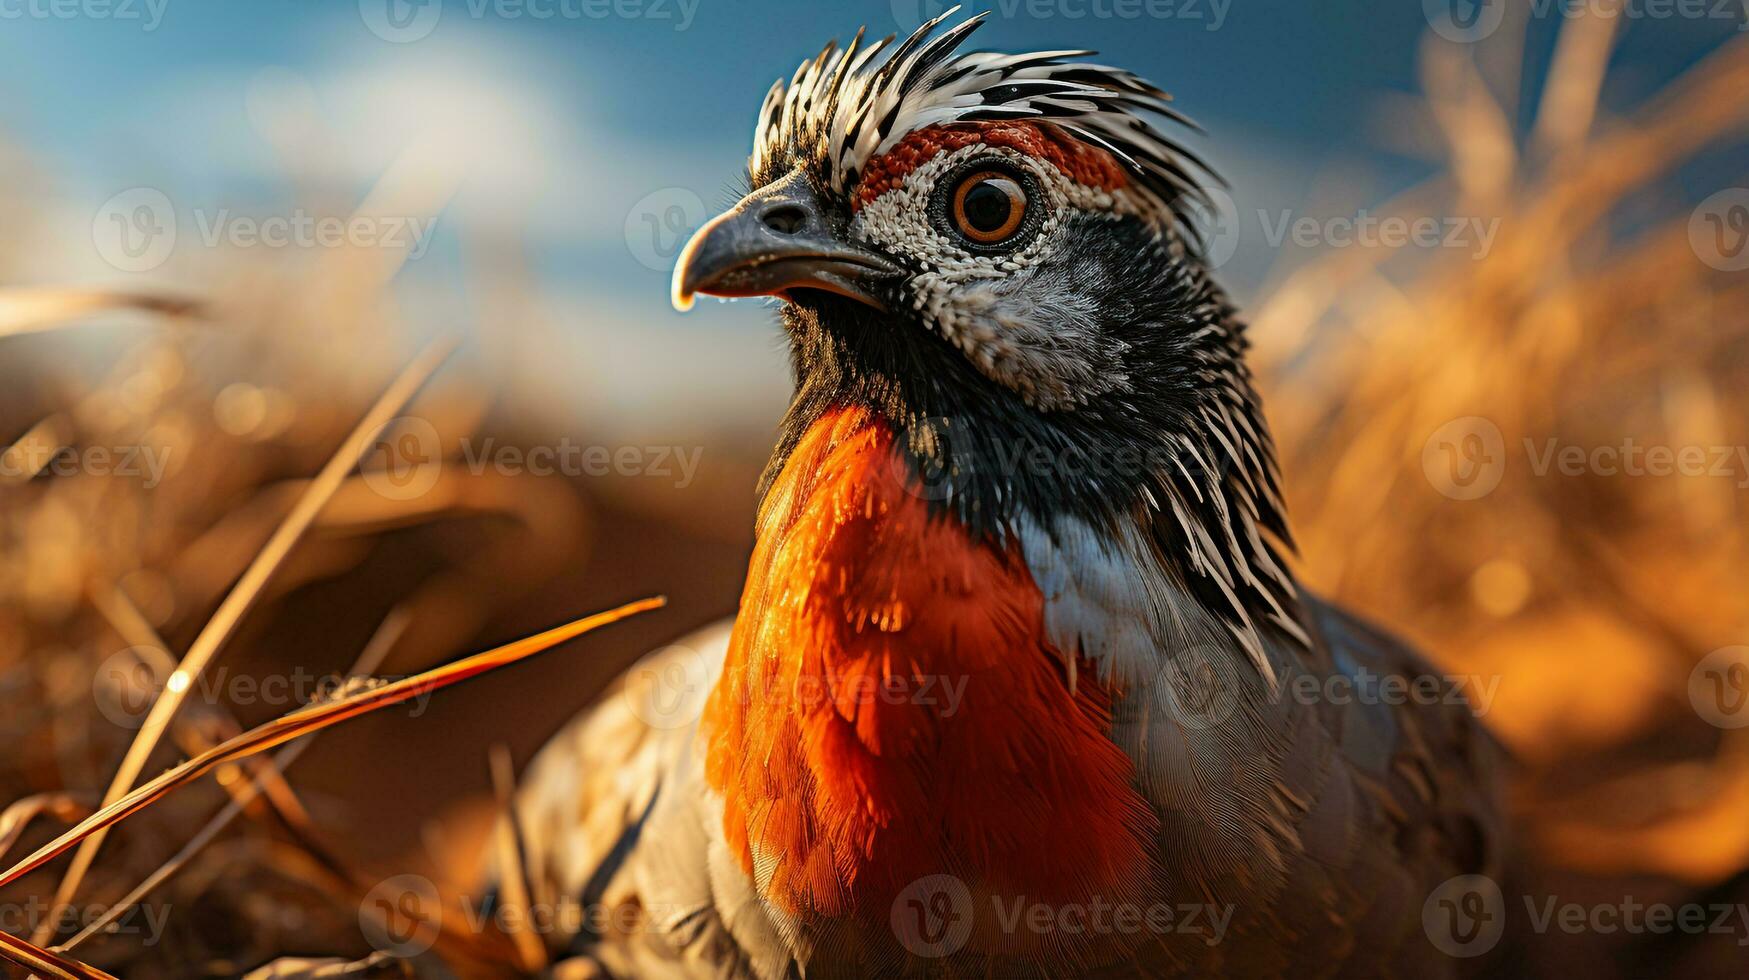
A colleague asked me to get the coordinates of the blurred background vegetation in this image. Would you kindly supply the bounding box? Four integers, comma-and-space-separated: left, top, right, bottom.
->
0, 1, 1745, 975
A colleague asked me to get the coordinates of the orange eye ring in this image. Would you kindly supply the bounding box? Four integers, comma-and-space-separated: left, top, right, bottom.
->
949, 170, 1027, 245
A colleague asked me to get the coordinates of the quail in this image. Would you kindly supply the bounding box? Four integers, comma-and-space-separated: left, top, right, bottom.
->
502, 12, 1505, 978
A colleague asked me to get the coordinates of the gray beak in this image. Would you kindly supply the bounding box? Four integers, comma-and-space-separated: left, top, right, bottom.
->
670, 169, 902, 312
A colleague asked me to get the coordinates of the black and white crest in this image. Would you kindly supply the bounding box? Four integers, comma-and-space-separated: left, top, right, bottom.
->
748, 7, 1218, 234
737, 10, 1312, 681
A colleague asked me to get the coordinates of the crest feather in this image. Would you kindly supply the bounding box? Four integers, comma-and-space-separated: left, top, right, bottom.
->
750, 7, 1218, 234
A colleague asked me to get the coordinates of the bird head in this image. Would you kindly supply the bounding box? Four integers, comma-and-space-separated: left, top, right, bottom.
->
674, 10, 1298, 655
673, 9, 1225, 406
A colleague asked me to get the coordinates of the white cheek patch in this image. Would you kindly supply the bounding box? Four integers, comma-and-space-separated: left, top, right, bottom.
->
848, 144, 1163, 411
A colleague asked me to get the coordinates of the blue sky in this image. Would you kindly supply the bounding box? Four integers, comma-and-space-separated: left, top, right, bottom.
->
0, 0, 1740, 427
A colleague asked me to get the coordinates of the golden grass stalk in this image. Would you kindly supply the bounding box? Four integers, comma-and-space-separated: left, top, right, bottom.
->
55, 608, 413, 953
1, 416, 70, 486
0, 794, 90, 865
1, 595, 664, 894
1257, 24, 1749, 880
89, 584, 328, 854
0, 929, 118, 980
488, 742, 547, 974
37, 337, 459, 941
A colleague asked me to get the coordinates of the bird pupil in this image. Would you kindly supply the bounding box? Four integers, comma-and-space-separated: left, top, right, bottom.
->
963, 180, 1013, 233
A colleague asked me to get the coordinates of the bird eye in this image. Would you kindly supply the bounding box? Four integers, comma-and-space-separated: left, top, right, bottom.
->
949, 170, 1027, 245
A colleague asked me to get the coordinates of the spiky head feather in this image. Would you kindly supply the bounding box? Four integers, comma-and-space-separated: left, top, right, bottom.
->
749, 8, 1218, 238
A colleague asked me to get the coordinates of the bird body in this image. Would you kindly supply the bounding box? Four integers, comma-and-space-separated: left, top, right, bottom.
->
503, 12, 1505, 977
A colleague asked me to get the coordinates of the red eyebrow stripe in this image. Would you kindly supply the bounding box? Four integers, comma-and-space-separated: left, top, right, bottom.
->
852, 121, 1130, 211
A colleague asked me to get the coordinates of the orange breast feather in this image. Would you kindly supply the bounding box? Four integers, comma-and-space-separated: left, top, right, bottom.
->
702, 407, 1156, 929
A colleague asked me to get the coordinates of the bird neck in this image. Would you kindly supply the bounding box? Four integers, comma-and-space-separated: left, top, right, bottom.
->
701, 404, 1157, 933
763, 308, 1311, 673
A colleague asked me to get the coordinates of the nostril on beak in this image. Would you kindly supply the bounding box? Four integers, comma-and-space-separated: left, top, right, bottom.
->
759, 205, 808, 235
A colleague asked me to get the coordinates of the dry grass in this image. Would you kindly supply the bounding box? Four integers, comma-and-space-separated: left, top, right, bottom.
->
0, 171, 632, 974
1255, 18, 1749, 883
0, 11, 1743, 979
0, 595, 659, 977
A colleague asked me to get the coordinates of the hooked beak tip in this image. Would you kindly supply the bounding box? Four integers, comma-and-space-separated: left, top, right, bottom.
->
670, 280, 696, 313
669, 224, 707, 312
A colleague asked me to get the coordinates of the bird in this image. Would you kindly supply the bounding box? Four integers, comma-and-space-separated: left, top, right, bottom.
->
498, 10, 1506, 978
